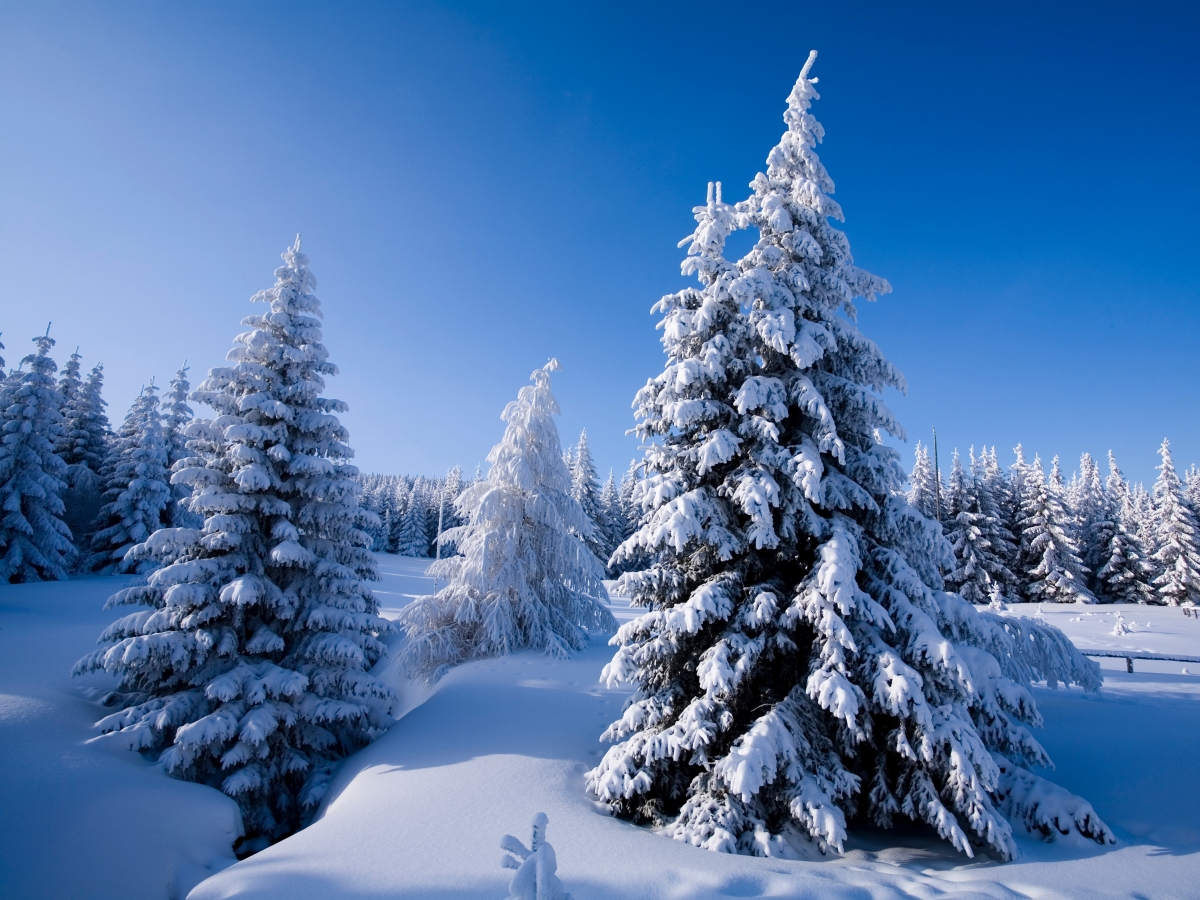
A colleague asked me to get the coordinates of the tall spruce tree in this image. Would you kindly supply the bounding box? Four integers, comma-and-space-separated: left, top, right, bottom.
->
1150, 439, 1200, 605
0, 330, 76, 581
75, 237, 393, 844
1096, 452, 1153, 603
396, 477, 430, 557
586, 57, 1106, 861
162, 363, 201, 528
1018, 456, 1093, 603
89, 386, 172, 573
399, 361, 615, 674
571, 429, 613, 562
906, 441, 939, 521
944, 450, 1014, 603
58, 362, 112, 548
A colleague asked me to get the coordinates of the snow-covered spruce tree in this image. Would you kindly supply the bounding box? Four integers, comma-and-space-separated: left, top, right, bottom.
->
74, 237, 394, 844
395, 478, 429, 557
0, 331, 76, 581
1072, 453, 1116, 597
586, 56, 1107, 861
61, 363, 111, 475
1096, 453, 1153, 603
906, 441, 939, 521
399, 360, 616, 675
943, 451, 1014, 604
973, 448, 1020, 600
163, 363, 202, 528
56, 347, 84, 430
571, 429, 614, 562
1150, 439, 1200, 606
599, 470, 624, 563
88, 386, 172, 573
1018, 456, 1093, 603
58, 361, 112, 549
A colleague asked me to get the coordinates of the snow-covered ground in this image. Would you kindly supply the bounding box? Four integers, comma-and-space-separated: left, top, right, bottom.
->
4, 560, 1200, 900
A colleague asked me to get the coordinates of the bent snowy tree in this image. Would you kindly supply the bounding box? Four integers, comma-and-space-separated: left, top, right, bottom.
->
399, 360, 615, 676
585, 53, 1110, 861
75, 238, 394, 845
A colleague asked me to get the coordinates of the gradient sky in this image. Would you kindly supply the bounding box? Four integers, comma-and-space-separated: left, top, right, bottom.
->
2, 1, 1197, 486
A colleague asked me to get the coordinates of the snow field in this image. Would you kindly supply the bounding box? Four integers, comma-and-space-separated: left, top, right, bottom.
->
0, 576, 241, 900
5, 559, 1200, 900
191, 562, 1200, 900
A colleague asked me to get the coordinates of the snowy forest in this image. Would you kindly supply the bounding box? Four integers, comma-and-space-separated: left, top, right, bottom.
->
2, 41, 1198, 900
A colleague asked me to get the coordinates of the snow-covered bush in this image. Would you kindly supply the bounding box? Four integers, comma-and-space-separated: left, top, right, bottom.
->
75, 237, 394, 844
399, 361, 615, 676
500, 813, 573, 900
586, 54, 1105, 861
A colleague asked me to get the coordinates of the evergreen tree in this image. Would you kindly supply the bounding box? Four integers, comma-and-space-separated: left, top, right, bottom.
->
88, 386, 172, 573
586, 58, 1106, 861
906, 441, 939, 521
1006, 445, 1035, 589
974, 447, 1020, 597
598, 470, 623, 562
58, 362, 112, 547
1095, 452, 1153, 603
1072, 453, 1115, 596
944, 451, 1014, 603
1149, 439, 1200, 606
396, 477, 430, 557
571, 429, 612, 561
0, 330, 76, 581
61, 363, 111, 473
617, 459, 639, 541
1018, 456, 1093, 603
55, 347, 84, 439
163, 363, 202, 529
75, 237, 393, 845
399, 360, 615, 674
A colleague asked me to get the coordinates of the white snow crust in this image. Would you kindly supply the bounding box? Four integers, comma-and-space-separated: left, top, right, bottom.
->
5, 561, 1200, 899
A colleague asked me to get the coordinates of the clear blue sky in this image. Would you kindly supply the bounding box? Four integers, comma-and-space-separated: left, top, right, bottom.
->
2, 1, 1197, 486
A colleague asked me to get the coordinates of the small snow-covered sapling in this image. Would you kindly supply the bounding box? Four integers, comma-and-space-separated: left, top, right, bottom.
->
500, 813, 572, 900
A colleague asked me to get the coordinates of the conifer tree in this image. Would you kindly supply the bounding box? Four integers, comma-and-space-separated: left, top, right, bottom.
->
396, 478, 430, 557
399, 361, 615, 675
974, 447, 1020, 597
58, 362, 112, 548
1018, 456, 1093, 603
75, 237, 393, 844
571, 429, 612, 561
55, 347, 83, 434
906, 441, 939, 521
61, 363, 111, 474
1095, 452, 1153, 603
617, 460, 639, 541
598, 470, 623, 562
162, 363, 201, 528
586, 57, 1106, 861
0, 330, 76, 581
1150, 439, 1200, 606
944, 451, 1014, 603
88, 386, 172, 573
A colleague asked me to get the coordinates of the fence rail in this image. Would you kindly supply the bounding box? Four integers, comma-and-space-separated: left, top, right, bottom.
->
1078, 649, 1200, 673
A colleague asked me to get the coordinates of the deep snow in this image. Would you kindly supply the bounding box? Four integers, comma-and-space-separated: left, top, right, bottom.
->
3, 559, 1200, 900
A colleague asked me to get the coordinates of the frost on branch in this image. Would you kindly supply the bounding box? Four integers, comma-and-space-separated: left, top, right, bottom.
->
399, 361, 615, 677
74, 238, 394, 846
586, 53, 1105, 862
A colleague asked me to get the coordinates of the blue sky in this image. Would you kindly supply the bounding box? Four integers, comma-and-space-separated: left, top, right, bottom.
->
1, 1, 1197, 486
